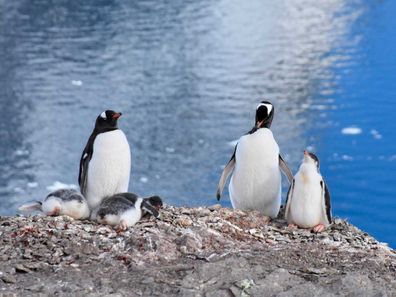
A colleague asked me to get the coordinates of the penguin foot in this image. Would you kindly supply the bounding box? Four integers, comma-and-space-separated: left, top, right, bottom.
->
262, 216, 271, 224
116, 220, 129, 232
313, 224, 326, 233
48, 207, 61, 216
288, 224, 298, 229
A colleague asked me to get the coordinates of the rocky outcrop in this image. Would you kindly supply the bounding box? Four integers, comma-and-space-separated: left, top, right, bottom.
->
1, 205, 395, 296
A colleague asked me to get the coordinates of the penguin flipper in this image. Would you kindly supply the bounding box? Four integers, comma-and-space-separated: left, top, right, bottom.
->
321, 180, 332, 224
18, 201, 42, 213
284, 179, 295, 219
216, 147, 237, 200
279, 154, 293, 184
78, 145, 92, 196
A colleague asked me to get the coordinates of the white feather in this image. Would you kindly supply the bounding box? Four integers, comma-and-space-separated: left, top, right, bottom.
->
100, 111, 107, 119
42, 197, 90, 219
286, 163, 329, 228
229, 128, 281, 218
85, 130, 131, 209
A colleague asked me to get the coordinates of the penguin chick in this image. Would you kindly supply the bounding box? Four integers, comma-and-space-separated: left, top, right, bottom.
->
91, 193, 162, 230
285, 151, 332, 233
18, 189, 90, 220
79, 110, 131, 210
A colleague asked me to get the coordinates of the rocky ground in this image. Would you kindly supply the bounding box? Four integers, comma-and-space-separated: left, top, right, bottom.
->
0, 205, 395, 296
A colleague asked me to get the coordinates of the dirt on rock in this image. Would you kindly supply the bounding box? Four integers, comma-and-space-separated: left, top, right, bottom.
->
0, 205, 395, 296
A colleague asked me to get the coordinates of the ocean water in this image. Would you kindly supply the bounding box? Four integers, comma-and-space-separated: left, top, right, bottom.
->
0, 1, 395, 247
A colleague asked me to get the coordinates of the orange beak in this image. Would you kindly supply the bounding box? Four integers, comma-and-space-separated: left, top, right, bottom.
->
112, 112, 122, 119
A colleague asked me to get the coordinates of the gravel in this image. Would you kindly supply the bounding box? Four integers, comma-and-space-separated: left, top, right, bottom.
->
1, 204, 395, 296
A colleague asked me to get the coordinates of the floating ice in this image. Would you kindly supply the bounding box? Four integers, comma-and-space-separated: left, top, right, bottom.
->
341, 127, 362, 135
165, 147, 175, 153
27, 182, 38, 188
140, 177, 148, 183
71, 80, 83, 86
228, 140, 238, 147
46, 181, 78, 192
306, 145, 315, 152
341, 155, 354, 161
14, 187, 24, 193
370, 129, 382, 139
15, 149, 29, 156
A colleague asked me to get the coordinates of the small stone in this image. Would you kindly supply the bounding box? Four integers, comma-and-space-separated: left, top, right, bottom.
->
1, 273, 17, 283
14, 264, 31, 273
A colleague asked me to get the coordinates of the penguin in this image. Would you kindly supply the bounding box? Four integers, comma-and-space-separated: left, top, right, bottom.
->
18, 189, 90, 219
79, 110, 131, 210
216, 101, 293, 219
90, 192, 163, 230
284, 151, 332, 232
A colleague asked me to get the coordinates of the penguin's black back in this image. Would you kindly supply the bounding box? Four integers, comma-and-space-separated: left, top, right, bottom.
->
45, 189, 84, 203
96, 196, 135, 219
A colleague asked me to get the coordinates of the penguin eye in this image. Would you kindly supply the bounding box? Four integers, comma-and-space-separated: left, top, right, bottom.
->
100, 111, 107, 120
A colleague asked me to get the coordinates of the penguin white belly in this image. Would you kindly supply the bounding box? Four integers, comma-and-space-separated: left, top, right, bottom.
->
86, 130, 131, 209
42, 198, 90, 219
288, 172, 324, 228
229, 129, 281, 218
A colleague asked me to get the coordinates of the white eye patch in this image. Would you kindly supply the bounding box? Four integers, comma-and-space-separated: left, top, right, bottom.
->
256, 103, 273, 114
100, 111, 107, 119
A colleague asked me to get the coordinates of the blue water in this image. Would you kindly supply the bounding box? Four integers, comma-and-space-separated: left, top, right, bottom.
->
0, 1, 395, 247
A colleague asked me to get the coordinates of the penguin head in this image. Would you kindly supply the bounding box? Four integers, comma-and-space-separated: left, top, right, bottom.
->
146, 196, 163, 210
95, 110, 122, 131
255, 101, 274, 128
303, 150, 320, 169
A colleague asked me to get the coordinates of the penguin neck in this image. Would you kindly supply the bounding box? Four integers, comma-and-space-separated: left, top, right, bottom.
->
94, 127, 119, 135
248, 126, 270, 135
135, 198, 143, 209
299, 163, 319, 175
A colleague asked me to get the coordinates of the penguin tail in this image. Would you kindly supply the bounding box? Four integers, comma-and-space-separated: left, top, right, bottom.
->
18, 201, 42, 213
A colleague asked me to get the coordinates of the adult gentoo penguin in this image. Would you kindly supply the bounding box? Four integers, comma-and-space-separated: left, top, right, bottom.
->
216, 101, 293, 219
90, 192, 163, 230
18, 189, 90, 219
79, 110, 131, 209
285, 151, 332, 232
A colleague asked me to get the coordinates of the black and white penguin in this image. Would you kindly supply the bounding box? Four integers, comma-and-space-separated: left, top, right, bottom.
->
79, 110, 131, 210
90, 192, 163, 230
284, 151, 332, 232
18, 189, 90, 219
217, 101, 293, 219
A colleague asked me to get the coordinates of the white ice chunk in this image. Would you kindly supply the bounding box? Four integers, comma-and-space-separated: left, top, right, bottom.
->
165, 147, 175, 153
228, 140, 238, 147
370, 129, 382, 139
341, 127, 362, 135
71, 80, 83, 86
341, 155, 354, 161
139, 177, 148, 183
27, 182, 38, 188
